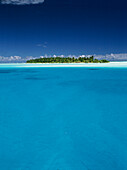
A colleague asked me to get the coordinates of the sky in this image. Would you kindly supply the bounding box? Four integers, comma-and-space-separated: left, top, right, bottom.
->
0, 0, 127, 58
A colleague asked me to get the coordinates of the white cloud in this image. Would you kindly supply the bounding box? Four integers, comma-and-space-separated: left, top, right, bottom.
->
37, 42, 48, 48
0, 56, 37, 63
94, 53, 127, 61
1, 53, 127, 63
1, 0, 44, 5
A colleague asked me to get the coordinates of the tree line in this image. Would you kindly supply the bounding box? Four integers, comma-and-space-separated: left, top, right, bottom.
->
26, 56, 109, 63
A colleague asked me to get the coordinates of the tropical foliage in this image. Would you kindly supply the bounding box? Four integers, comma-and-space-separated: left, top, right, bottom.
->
26, 56, 109, 63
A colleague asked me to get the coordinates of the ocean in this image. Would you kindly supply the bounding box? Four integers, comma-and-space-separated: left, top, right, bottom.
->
0, 64, 127, 170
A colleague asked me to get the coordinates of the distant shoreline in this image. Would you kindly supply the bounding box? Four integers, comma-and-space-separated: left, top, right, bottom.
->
1, 62, 127, 68
26, 56, 109, 64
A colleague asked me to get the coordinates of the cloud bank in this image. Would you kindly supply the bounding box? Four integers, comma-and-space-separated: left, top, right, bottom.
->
1, 0, 44, 5
0, 56, 36, 63
0, 54, 127, 63
94, 53, 127, 61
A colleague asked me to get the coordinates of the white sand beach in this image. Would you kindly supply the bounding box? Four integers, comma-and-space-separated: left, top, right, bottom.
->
1, 62, 127, 68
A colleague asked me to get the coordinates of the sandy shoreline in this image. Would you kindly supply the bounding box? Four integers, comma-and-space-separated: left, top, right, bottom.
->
0, 62, 127, 67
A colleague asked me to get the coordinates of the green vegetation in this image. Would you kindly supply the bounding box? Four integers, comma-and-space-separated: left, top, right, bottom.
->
26, 56, 109, 63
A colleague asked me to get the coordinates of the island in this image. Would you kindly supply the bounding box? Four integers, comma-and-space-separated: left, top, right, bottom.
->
26, 56, 109, 63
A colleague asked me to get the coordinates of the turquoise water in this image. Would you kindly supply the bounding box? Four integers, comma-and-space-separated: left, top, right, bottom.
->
0, 64, 127, 170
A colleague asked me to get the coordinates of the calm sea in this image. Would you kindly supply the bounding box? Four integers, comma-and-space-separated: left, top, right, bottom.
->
0, 64, 127, 170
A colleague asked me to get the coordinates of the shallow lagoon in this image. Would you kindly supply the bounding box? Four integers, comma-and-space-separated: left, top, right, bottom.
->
0, 64, 127, 170
1, 62, 127, 68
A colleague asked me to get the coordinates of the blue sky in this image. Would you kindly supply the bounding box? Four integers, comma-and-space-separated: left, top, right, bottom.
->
0, 0, 127, 57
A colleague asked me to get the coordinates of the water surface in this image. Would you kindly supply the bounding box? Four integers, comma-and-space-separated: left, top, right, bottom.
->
0, 64, 127, 170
